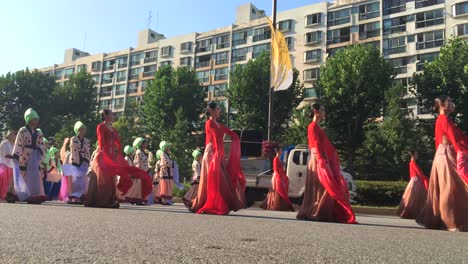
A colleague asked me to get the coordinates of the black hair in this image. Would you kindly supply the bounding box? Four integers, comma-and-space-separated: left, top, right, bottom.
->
409, 149, 417, 156
309, 103, 322, 118
433, 95, 450, 113
205, 102, 218, 117
100, 109, 112, 121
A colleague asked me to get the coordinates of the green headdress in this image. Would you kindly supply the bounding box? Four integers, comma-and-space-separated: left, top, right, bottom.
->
133, 137, 145, 149
74, 121, 86, 135
159, 141, 172, 152
24, 108, 39, 124
124, 145, 134, 155
192, 149, 202, 160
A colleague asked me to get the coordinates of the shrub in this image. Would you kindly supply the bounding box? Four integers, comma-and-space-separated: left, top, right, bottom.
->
172, 182, 191, 198
355, 180, 408, 206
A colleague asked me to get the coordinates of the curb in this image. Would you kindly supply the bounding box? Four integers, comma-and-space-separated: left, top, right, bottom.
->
352, 206, 397, 216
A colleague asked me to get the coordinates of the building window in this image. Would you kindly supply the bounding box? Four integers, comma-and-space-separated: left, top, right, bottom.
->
359, 2, 380, 20
253, 27, 271, 42
416, 52, 439, 71
389, 57, 409, 74
215, 51, 229, 65
327, 9, 351, 27
304, 50, 322, 63
64, 68, 74, 78
285, 37, 293, 50
100, 99, 112, 110
454, 1, 468, 16
113, 98, 125, 111
415, 0, 444, 9
327, 47, 345, 57
180, 42, 193, 52
102, 73, 114, 84
129, 67, 142, 80
130, 53, 143, 66
143, 65, 156, 77
252, 44, 270, 58
416, 9, 444, 29
116, 70, 127, 82
416, 30, 444, 50
92, 74, 100, 84
103, 60, 115, 71
214, 67, 229, 81
327, 27, 351, 45
304, 88, 317, 99
114, 84, 126, 96
232, 31, 248, 46
180, 57, 192, 67
359, 22, 380, 39
212, 83, 228, 97
144, 50, 158, 63
128, 82, 139, 94
454, 23, 468, 37
278, 20, 292, 32
196, 39, 212, 52
383, 16, 407, 35
383, 0, 406, 16
161, 46, 172, 57
77, 64, 87, 72
305, 31, 322, 45
364, 41, 381, 50
232, 47, 249, 62
304, 68, 320, 81
117, 56, 128, 68
195, 54, 211, 68
383, 36, 406, 55
216, 35, 230, 49
305, 13, 322, 26
160, 61, 172, 67
91, 61, 101, 72
197, 70, 210, 83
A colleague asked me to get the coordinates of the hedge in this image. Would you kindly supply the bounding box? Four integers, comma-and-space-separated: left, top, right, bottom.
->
355, 180, 408, 206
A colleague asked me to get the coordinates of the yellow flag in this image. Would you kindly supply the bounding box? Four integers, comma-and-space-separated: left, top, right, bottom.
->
267, 18, 293, 92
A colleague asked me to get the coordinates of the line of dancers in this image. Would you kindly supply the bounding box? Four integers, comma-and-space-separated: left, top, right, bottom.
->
0, 97, 466, 231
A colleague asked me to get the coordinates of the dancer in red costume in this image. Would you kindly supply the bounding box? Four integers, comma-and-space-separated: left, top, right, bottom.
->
85, 110, 152, 208
261, 146, 294, 211
189, 102, 246, 215
397, 150, 429, 219
416, 96, 468, 231
296, 103, 356, 224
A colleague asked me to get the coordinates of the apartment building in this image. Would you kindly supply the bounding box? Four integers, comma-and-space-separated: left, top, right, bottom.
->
37, 1, 468, 116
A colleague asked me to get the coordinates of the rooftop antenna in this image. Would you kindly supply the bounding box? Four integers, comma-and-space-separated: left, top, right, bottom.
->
147, 11, 152, 29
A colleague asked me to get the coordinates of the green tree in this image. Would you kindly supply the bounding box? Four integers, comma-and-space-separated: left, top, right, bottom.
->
317, 45, 394, 172
227, 52, 303, 139
142, 66, 204, 176
278, 107, 310, 146
355, 85, 433, 180
0, 69, 57, 133
413, 37, 468, 130
113, 100, 145, 148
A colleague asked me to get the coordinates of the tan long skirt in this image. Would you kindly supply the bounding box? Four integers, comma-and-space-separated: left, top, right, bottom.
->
296, 151, 336, 222
416, 145, 468, 231
397, 177, 427, 219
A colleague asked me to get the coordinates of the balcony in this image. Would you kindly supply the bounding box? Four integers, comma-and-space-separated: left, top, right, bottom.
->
196, 61, 211, 68
394, 65, 407, 74
217, 43, 229, 49
359, 11, 380, 21
102, 78, 114, 85
100, 91, 112, 97
64, 74, 72, 79
114, 90, 126, 97
118, 63, 128, 69
129, 74, 140, 81
232, 56, 246, 62
304, 88, 317, 99
327, 35, 350, 45
127, 88, 138, 94
130, 61, 141, 67
216, 59, 229, 65
359, 30, 380, 40
116, 76, 127, 82
91, 67, 101, 72
195, 46, 211, 53
143, 71, 155, 78
103, 65, 115, 71
253, 33, 271, 42
233, 39, 247, 46
384, 26, 406, 35
213, 90, 226, 97
144, 57, 157, 64
113, 104, 124, 111
383, 46, 406, 56
214, 75, 228, 81
416, 40, 444, 50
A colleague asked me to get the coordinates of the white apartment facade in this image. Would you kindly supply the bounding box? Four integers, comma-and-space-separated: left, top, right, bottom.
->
37, 1, 468, 116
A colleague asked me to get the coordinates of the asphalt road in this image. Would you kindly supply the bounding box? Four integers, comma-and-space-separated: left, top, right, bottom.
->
0, 202, 466, 264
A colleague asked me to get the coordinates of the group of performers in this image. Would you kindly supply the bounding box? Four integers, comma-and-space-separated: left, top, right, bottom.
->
0, 96, 466, 231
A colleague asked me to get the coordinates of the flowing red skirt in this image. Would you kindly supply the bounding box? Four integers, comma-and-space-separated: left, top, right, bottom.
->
0, 164, 12, 200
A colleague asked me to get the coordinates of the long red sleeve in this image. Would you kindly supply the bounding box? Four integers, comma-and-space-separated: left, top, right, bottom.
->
435, 114, 467, 152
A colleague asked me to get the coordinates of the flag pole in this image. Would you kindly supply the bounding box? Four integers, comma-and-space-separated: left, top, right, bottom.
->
267, 0, 277, 141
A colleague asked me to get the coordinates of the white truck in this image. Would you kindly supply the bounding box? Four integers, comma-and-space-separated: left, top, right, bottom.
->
240, 144, 357, 204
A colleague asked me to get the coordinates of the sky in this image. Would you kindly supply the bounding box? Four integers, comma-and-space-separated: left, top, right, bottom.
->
0, 0, 323, 75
